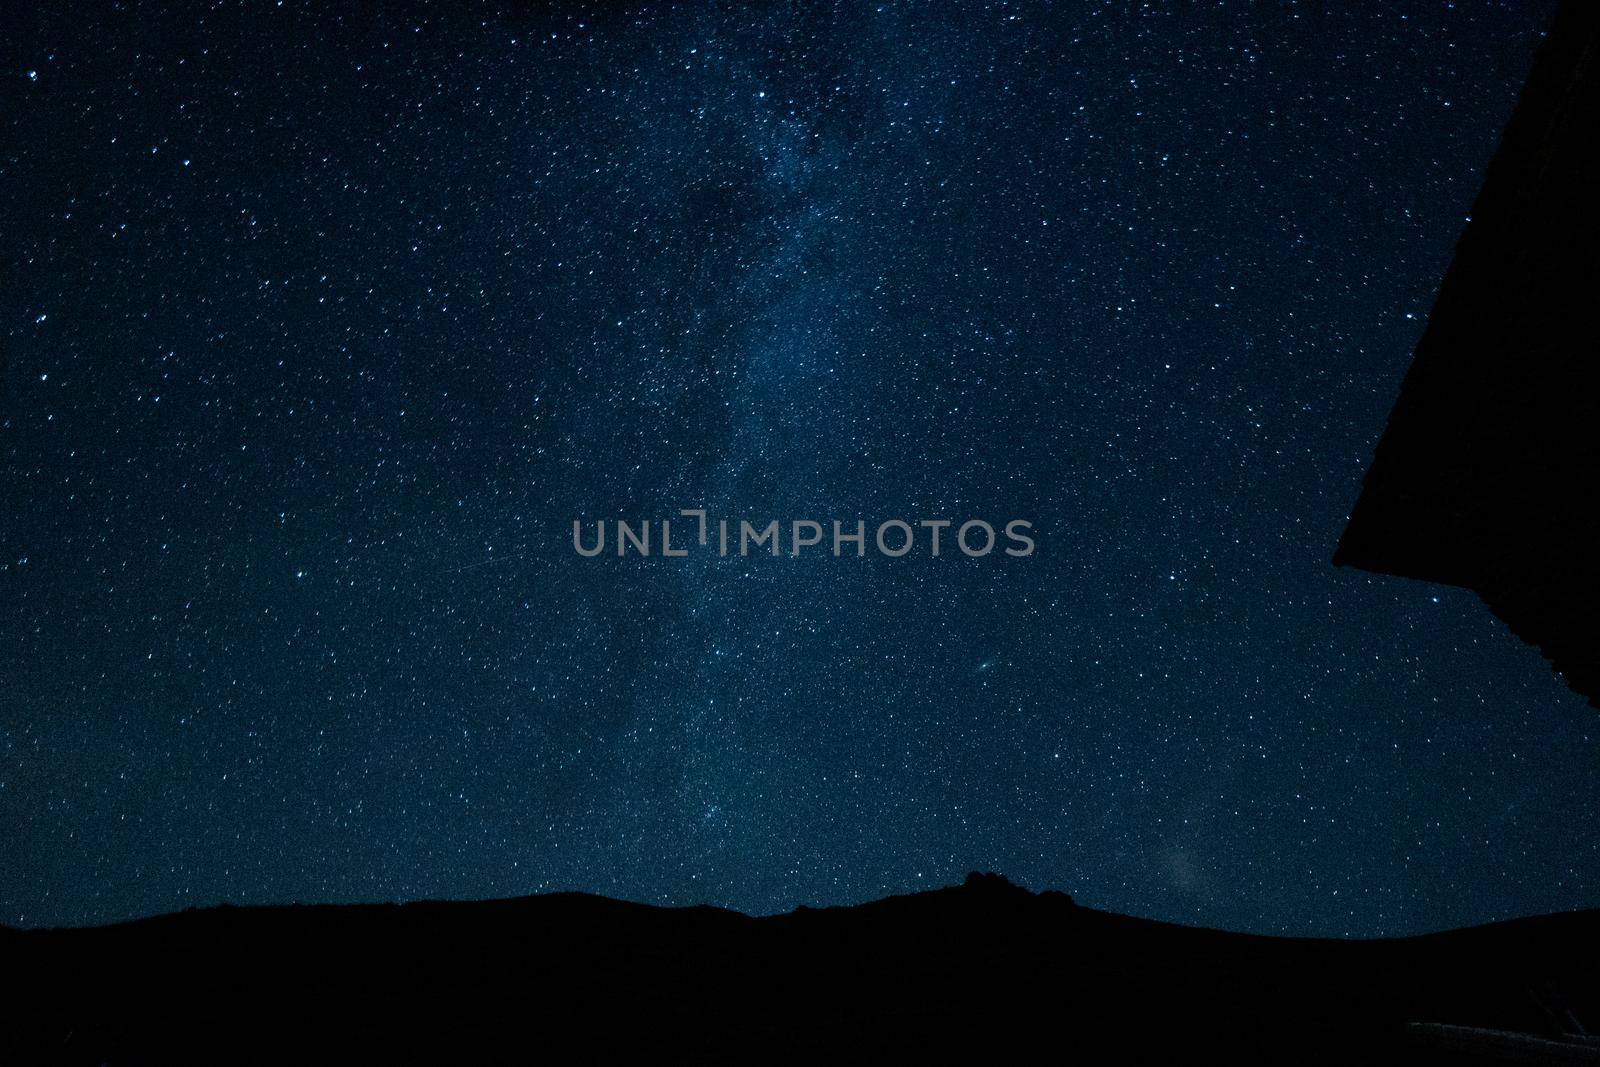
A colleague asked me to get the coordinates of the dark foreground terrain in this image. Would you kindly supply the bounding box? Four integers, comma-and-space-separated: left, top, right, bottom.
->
4, 873, 1598, 1064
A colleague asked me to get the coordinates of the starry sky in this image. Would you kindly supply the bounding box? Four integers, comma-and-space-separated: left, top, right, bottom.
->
5, 0, 1598, 937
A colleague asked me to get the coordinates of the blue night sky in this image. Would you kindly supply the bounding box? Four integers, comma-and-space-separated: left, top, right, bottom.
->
4, 0, 1597, 936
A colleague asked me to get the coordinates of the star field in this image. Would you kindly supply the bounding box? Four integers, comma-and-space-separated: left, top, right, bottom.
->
4, 0, 1598, 936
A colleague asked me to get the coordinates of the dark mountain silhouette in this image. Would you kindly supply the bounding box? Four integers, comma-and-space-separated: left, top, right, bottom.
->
5, 873, 1597, 1064
1335, 0, 1600, 707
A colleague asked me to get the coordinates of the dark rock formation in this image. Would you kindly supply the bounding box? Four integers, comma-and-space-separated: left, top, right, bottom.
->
4, 875, 1598, 1063
1334, 1, 1600, 707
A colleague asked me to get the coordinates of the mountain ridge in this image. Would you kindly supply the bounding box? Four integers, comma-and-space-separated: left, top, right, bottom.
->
7, 873, 1598, 1063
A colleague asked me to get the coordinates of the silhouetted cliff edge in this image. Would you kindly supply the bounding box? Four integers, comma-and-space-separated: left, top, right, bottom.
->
5, 872, 1598, 1064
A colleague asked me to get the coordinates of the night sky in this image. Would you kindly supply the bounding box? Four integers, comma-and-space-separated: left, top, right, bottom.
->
5, 0, 1597, 937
